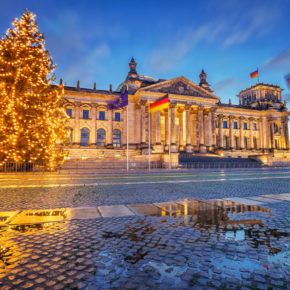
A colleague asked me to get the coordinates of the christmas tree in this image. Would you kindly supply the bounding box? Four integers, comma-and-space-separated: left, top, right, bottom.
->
0, 10, 67, 169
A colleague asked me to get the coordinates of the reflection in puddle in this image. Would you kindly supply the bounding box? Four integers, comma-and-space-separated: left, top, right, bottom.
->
10, 221, 67, 234
103, 198, 289, 283
11, 209, 67, 225
0, 246, 13, 267
0, 221, 67, 272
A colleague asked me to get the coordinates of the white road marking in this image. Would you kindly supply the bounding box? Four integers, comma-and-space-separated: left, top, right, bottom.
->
0, 175, 289, 188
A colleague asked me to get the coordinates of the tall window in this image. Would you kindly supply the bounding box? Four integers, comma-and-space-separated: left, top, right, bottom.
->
66, 108, 72, 118
83, 110, 89, 119
253, 123, 257, 130
223, 135, 229, 149
223, 121, 228, 128
234, 136, 239, 149
113, 129, 121, 148
243, 123, 248, 130
244, 136, 248, 149
253, 137, 257, 149
274, 123, 279, 133
80, 128, 90, 146
97, 128, 106, 147
233, 122, 238, 129
65, 127, 73, 145
99, 111, 105, 120
115, 112, 121, 121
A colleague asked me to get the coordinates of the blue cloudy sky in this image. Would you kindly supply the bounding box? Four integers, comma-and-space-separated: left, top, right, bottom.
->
1, 0, 290, 104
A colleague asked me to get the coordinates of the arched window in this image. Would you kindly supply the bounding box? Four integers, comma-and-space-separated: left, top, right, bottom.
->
113, 129, 121, 148
273, 123, 279, 133
97, 128, 106, 147
65, 127, 73, 145
80, 128, 90, 146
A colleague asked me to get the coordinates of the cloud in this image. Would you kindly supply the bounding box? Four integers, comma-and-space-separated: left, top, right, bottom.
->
262, 47, 290, 70
212, 78, 243, 92
149, 22, 225, 72
62, 42, 111, 85
148, 1, 280, 72
284, 94, 290, 102
222, 6, 277, 47
41, 10, 114, 86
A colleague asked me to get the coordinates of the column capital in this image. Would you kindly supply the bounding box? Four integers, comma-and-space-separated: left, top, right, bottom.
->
229, 115, 235, 120
140, 99, 147, 106
185, 104, 191, 111
239, 116, 246, 120
198, 105, 204, 111
218, 114, 224, 119
177, 106, 184, 114
169, 102, 177, 109
75, 102, 81, 107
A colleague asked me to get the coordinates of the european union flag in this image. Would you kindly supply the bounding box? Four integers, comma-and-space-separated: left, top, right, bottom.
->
108, 91, 128, 110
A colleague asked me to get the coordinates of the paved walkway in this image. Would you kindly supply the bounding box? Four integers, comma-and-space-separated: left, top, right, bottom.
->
0, 169, 289, 289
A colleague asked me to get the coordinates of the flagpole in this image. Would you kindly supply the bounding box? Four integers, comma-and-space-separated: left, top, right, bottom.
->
148, 98, 151, 171
126, 104, 129, 172
168, 106, 171, 170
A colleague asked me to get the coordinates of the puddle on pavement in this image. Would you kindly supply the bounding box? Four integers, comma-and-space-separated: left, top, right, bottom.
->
103, 198, 289, 283
10, 209, 68, 225
0, 221, 67, 271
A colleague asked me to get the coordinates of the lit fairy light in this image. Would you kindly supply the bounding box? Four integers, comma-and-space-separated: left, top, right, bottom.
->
0, 10, 69, 169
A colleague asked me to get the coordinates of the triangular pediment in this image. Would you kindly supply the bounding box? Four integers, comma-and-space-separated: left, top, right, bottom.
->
139, 76, 219, 100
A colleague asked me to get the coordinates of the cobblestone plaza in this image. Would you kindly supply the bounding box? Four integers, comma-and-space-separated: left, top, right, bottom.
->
0, 168, 289, 289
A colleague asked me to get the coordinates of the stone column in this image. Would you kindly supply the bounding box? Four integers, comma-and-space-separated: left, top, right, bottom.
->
165, 109, 169, 149
170, 103, 178, 152
285, 118, 290, 150
140, 100, 146, 145
154, 110, 164, 153
239, 117, 244, 149
262, 116, 269, 151
106, 108, 113, 148
206, 110, 212, 148
156, 110, 161, 144
128, 102, 136, 149
212, 109, 217, 148
178, 107, 184, 149
258, 117, 263, 150
192, 112, 197, 150
135, 103, 141, 147
249, 117, 253, 149
270, 118, 275, 150
73, 102, 80, 146
185, 105, 193, 152
90, 104, 97, 146
199, 106, 206, 153
122, 107, 127, 148
218, 114, 223, 148
204, 113, 209, 147
229, 116, 234, 149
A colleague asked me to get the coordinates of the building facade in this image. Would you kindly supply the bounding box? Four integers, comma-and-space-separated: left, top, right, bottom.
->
62, 58, 289, 164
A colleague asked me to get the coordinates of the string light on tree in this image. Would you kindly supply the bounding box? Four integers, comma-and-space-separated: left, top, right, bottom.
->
0, 10, 68, 169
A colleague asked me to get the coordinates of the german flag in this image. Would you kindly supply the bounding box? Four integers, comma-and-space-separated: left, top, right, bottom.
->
150, 95, 169, 113
250, 69, 258, 79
